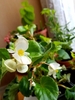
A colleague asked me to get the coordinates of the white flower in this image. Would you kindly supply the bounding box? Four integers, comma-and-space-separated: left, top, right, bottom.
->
4, 59, 17, 72
7, 36, 32, 73
48, 62, 61, 79
16, 63, 28, 73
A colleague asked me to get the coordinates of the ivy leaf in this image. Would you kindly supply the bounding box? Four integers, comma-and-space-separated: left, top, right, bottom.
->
65, 85, 75, 100
3, 77, 19, 100
19, 77, 31, 97
34, 76, 59, 100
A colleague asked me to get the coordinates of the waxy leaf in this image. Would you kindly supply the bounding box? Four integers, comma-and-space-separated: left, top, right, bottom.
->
34, 76, 59, 100
65, 85, 75, 100
19, 77, 31, 97
27, 40, 42, 61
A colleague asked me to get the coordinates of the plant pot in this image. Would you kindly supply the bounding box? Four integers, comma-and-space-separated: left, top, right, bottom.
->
57, 59, 73, 68
35, 28, 48, 37
0, 72, 16, 100
23, 96, 37, 100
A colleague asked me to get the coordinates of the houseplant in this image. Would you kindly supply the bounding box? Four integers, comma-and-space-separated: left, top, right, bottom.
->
41, 8, 75, 69
41, 8, 75, 53
1, 1, 75, 100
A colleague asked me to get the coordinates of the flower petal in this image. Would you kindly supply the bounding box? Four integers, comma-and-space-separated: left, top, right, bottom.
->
12, 53, 22, 63
7, 49, 15, 53
17, 64, 28, 73
12, 53, 32, 64
4, 59, 16, 72
15, 37, 29, 51
21, 56, 32, 64
49, 62, 61, 70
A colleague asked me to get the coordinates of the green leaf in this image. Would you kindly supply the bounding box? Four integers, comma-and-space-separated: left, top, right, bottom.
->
3, 77, 19, 100
0, 48, 10, 61
0, 59, 7, 79
34, 76, 59, 100
29, 24, 36, 35
40, 35, 51, 44
65, 85, 75, 100
20, 1, 35, 25
57, 49, 70, 60
27, 40, 42, 60
0, 49, 10, 79
17, 25, 29, 33
19, 77, 31, 97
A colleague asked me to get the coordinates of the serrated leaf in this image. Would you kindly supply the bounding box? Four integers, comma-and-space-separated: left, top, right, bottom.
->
19, 77, 31, 97
65, 85, 75, 100
34, 76, 59, 100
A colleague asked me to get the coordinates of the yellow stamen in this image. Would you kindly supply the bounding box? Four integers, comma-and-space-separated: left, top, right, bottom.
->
18, 49, 24, 56
55, 69, 58, 73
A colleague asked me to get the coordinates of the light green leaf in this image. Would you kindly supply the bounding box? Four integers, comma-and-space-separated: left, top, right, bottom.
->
40, 35, 51, 44
34, 76, 59, 100
17, 25, 28, 33
27, 40, 42, 60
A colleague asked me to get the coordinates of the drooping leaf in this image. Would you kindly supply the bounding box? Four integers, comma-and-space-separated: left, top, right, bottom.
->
34, 76, 59, 100
65, 85, 75, 100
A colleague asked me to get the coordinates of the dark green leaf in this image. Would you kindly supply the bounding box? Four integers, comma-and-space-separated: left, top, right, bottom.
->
0, 48, 10, 61
65, 85, 75, 100
34, 76, 59, 100
19, 77, 31, 97
0, 49, 10, 79
3, 77, 19, 100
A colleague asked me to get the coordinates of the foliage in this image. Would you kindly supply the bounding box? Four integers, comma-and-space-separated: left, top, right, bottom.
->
0, 1, 75, 100
20, 1, 35, 25
3, 77, 19, 100
41, 8, 75, 51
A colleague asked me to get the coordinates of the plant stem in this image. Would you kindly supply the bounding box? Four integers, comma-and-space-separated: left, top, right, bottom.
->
58, 83, 70, 89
